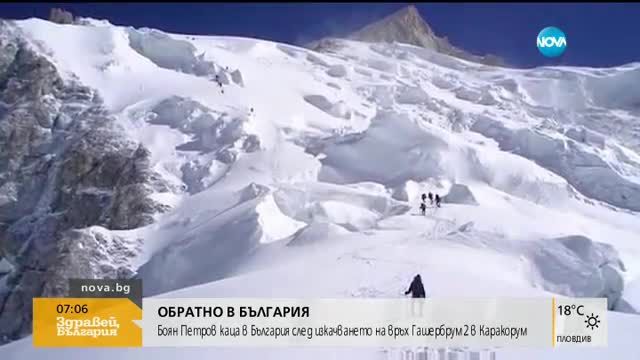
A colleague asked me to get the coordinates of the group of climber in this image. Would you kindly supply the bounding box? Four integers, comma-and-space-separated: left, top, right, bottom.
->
215, 67, 230, 94
215, 74, 225, 94
419, 192, 441, 215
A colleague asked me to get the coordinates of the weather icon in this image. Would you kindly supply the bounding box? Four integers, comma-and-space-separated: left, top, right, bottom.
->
585, 313, 600, 330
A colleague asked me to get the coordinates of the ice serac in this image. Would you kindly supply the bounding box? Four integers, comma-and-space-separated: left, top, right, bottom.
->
531, 235, 626, 311
443, 183, 478, 206
0, 23, 165, 344
137, 183, 270, 297
344, 5, 506, 67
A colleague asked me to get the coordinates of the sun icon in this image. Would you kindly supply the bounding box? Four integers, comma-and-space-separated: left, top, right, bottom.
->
585, 313, 600, 330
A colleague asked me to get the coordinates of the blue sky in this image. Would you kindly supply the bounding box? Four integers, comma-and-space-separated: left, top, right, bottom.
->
1, 3, 639, 68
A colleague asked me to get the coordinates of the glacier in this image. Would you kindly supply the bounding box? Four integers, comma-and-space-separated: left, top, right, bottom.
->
0, 14, 639, 359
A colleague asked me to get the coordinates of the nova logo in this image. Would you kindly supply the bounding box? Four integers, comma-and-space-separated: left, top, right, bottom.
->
537, 26, 567, 58
538, 37, 567, 48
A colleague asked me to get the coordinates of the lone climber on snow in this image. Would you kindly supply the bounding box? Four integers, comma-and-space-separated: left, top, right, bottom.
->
405, 274, 426, 317
405, 274, 426, 298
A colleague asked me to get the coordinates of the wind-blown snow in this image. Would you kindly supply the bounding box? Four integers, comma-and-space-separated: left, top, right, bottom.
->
2, 16, 640, 358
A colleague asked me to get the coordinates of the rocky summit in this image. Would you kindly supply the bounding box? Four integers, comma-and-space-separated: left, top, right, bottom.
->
345, 5, 506, 66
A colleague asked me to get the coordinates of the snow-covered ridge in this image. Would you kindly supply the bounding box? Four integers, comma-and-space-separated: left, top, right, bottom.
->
0, 16, 639, 358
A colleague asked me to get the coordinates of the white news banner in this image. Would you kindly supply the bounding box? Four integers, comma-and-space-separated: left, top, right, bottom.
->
134, 298, 607, 348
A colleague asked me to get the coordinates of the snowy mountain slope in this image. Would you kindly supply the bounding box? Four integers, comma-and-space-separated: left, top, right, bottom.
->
1, 15, 640, 357
5, 193, 640, 356
3, 253, 640, 359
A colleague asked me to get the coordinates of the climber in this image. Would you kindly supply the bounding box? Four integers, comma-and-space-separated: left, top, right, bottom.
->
428, 192, 434, 205
421, 193, 427, 203
419, 202, 426, 216
404, 274, 426, 317
435, 194, 441, 208
404, 274, 426, 298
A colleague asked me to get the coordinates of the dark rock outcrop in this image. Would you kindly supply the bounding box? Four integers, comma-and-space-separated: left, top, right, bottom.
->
0, 30, 164, 343
48, 8, 75, 25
